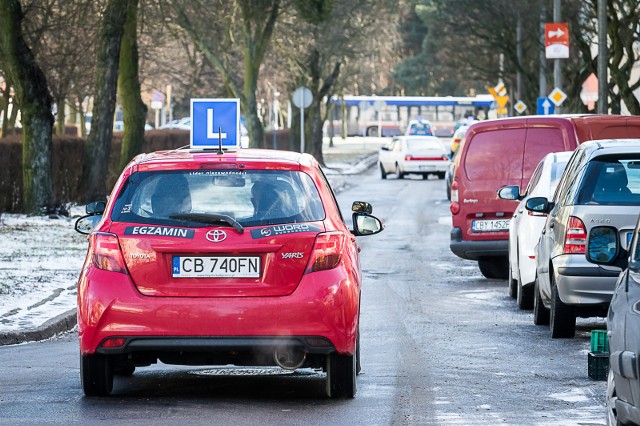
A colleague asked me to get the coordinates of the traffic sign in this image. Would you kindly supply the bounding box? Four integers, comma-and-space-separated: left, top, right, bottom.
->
537, 97, 555, 115
292, 87, 313, 109
514, 101, 527, 114
488, 85, 509, 109
548, 87, 567, 106
190, 98, 240, 150
545, 23, 569, 59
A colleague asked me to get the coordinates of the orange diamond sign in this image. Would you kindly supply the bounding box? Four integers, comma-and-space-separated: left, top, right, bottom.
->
548, 87, 567, 106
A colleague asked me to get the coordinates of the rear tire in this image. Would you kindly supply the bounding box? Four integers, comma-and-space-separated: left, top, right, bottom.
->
380, 163, 387, 179
81, 353, 114, 396
533, 276, 550, 325
478, 257, 509, 280
326, 352, 357, 398
508, 265, 518, 299
437, 172, 445, 180
396, 163, 405, 179
549, 274, 576, 338
517, 282, 534, 310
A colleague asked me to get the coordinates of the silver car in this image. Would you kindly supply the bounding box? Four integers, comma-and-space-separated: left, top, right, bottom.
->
587, 215, 640, 425
526, 139, 640, 338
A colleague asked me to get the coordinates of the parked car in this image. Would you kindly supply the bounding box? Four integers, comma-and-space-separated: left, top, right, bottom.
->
158, 116, 191, 130
587, 213, 640, 426
527, 139, 640, 338
450, 115, 640, 280
449, 125, 469, 155
74, 147, 383, 397
498, 151, 572, 308
404, 119, 434, 136
378, 135, 449, 180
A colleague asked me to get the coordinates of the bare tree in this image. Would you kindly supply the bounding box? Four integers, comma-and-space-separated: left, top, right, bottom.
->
167, 0, 280, 148
84, 0, 128, 200
118, 0, 147, 171
0, 0, 54, 213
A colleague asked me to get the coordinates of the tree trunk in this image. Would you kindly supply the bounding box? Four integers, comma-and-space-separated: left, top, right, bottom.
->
84, 0, 128, 201
118, 0, 147, 171
0, 0, 54, 213
55, 94, 65, 135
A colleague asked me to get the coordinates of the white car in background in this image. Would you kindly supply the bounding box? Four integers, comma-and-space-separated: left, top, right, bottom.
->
378, 135, 450, 180
498, 151, 573, 309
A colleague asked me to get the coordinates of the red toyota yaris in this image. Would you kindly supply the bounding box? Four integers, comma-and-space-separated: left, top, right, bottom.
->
75, 148, 383, 398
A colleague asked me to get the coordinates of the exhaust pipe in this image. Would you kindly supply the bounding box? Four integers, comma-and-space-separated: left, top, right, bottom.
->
273, 347, 306, 370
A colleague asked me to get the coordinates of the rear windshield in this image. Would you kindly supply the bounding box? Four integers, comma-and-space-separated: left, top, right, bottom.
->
576, 158, 640, 205
464, 129, 525, 181
110, 169, 326, 227
407, 122, 432, 135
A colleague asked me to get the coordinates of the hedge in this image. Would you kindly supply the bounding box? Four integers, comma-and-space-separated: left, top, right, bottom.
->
0, 128, 290, 213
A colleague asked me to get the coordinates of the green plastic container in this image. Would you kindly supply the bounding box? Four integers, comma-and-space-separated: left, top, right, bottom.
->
590, 330, 609, 354
588, 352, 609, 381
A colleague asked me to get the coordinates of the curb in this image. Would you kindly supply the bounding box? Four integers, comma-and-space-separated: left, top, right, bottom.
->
0, 308, 77, 346
0, 153, 379, 347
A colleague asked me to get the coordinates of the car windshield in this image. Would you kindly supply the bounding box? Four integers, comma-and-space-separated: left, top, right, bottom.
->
577, 158, 640, 205
110, 169, 326, 227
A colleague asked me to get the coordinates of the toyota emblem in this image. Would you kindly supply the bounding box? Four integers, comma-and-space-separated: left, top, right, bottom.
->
206, 229, 227, 242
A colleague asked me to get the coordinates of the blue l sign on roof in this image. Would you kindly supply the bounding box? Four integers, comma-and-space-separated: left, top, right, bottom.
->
190, 98, 240, 149
537, 97, 555, 115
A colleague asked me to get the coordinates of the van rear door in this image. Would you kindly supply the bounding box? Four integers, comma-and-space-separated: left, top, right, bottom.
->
522, 126, 567, 189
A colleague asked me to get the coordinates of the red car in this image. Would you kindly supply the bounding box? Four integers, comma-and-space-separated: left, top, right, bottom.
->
75, 148, 383, 398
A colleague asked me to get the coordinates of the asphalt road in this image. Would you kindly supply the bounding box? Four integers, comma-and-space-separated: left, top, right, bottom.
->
0, 166, 607, 425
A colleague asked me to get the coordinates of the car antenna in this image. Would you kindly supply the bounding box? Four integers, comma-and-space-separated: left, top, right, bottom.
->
217, 127, 224, 155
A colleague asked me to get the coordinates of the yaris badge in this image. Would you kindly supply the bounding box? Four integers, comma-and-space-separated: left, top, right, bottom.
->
206, 229, 227, 242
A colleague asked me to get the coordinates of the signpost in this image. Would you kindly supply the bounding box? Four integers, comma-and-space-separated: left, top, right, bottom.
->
190, 98, 241, 150
537, 97, 555, 115
373, 99, 386, 137
488, 83, 509, 117
292, 87, 313, 153
545, 23, 569, 59
548, 87, 567, 107
514, 101, 527, 115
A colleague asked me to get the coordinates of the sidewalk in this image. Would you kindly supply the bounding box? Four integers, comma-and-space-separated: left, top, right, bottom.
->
0, 137, 384, 346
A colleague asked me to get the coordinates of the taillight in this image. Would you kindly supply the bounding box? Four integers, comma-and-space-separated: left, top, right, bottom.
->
306, 231, 345, 273
451, 181, 459, 203
405, 155, 413, 161
89, 232, 128, 274
564, 216, 587, 254
450, 202, 460, 214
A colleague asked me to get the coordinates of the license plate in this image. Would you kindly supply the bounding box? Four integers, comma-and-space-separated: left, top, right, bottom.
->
419, 165, 436, 171
172, 256, 261, 278
472, 219, 510, 232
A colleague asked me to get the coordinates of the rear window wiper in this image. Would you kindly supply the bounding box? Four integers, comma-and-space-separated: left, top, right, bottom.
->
169, 213, 244, 233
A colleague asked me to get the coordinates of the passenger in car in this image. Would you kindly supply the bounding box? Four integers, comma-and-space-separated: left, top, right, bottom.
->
250, 180, 293, 220
593, 163, 632, 203
150, 174, 192, 217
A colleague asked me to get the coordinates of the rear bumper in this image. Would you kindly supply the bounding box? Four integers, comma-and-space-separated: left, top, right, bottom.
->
553, 254, 620, 305
402, 161, 448, 173
449, 227, 508, 260
78, 264, 359, 357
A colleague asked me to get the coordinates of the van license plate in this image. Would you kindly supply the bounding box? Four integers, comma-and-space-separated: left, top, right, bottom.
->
172, 256, 261, 278
472, 219, 510, 232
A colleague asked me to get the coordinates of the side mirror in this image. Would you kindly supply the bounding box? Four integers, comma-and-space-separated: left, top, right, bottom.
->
497, 185, 521, 201
380, 146, 390, 151
352, 213, 383, 236
86, 201, 106, 215
586, 226, 629, 269
525, 197, 553, 214
75, 214, 103, 235
352, 201, 373, 214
